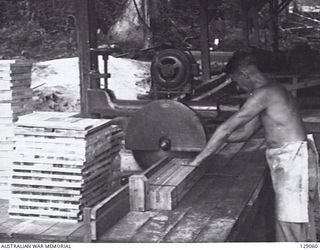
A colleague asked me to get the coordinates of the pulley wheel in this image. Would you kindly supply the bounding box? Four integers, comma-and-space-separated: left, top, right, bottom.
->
151, 49, 192, 91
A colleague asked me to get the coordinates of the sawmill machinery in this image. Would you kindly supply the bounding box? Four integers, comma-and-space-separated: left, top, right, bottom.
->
150, 49, 200, 99
75, 0, 260, 170
86, 47, 236, 170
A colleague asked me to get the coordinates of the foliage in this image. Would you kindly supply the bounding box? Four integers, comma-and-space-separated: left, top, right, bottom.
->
0, 0, 76, 59
0, 0, 319, 60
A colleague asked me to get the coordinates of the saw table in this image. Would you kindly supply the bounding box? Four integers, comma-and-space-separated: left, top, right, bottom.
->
0, 137, 271, 243
99, 137, 273, 242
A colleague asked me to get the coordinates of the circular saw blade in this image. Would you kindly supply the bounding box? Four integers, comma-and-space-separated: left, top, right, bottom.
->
126, 100, 207, 169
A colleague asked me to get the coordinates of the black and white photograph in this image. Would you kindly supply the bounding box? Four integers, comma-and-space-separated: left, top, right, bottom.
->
0, 0, 320, 247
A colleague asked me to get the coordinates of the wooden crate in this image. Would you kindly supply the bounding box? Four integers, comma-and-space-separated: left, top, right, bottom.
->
9, 112, 123, 221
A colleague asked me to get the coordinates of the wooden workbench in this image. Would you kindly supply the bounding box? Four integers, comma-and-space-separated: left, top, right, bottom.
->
100, 138, 273, 242
0, 137, 271, 243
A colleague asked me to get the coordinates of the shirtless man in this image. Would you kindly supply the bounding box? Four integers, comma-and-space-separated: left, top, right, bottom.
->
190, 51, 318, 242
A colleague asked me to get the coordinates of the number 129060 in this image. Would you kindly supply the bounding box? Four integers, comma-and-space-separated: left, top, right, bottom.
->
300, 244, 319, 248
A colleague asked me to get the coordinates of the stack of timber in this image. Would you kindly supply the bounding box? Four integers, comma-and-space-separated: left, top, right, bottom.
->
129, 158, 203, 211
148, 158, 203, 210
0, 60, 33, 199
9, 112, 123, 221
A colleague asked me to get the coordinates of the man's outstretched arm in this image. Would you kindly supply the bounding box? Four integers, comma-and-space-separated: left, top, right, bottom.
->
227, 116, 261, 142
189, 89, 267, 166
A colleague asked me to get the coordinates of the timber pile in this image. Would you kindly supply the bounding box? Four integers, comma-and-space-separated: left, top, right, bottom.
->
148, 158, 202, 210
0, 60, 33, 199
129, 158, 203, 211
9, 112, 123, 221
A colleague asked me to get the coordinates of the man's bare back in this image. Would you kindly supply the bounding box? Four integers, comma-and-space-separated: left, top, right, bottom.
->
254, 83, 306, 148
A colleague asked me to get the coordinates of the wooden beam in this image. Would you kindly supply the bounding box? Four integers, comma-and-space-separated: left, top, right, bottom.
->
89, 184, 130, 241
142, 0, 152, 48
240, 0, 250, 49
269, 0, 279, 52
128, 157, 171, 211
148, 159, 204, 210
199, 0, 211, 82
75, 0, 99, 117
251, 7, 261, 47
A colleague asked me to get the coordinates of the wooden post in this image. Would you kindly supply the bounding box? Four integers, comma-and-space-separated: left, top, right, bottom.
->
269, 0, 279, 52
83, 207, 92, 242
88, 1, 100, 90
252, 7, 261, 47
129, 174, 149, 211
75, 0, 98, 117
199, 0, 211, 82
292, 76, 298, 96
241, 0, 250, 49
142, 0, 152, 48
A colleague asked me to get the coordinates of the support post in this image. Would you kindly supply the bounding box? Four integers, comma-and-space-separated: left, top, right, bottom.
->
269, 0, 279, 52
241, 0, 250, 49
142, 0, 152, 48
252, 8, 261, 47
75, 0, 98, 117
199, 0, 211, 82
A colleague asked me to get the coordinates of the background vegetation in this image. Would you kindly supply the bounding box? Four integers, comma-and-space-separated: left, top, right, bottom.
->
0, 0, 319, 60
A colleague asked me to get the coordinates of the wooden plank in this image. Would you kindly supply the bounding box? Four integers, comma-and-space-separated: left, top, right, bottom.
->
144, 157, 171, 179
100, 211, 158, 242
67, 224, 87, 242
10, 193, 81, 202
130, 208, 190, 243
16, 112, 112, 132
14, 125, 122, 143
148, 160, 177, 185
12, 171, 83, 181
10, 73, 31, 81
194, 153, 267, 242
10, 186, 81, 196
11, 220, 58, 239
38, 222, 84, 242
149, 185, 178, 210
148, 164, 203, 210
8, 207, 80, 218
9, 199, 81, 210
0, 218, 25, 238
10, 178, 84, 188
194, 211, 236, 242
127, 157, 173, 211
90, 184, 130, 241
162, 175, 233, 243
12, 163, 83, 174
129, 175, 149, 211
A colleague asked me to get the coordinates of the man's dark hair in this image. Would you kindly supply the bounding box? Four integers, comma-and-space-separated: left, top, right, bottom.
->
225, 50, 257, 75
